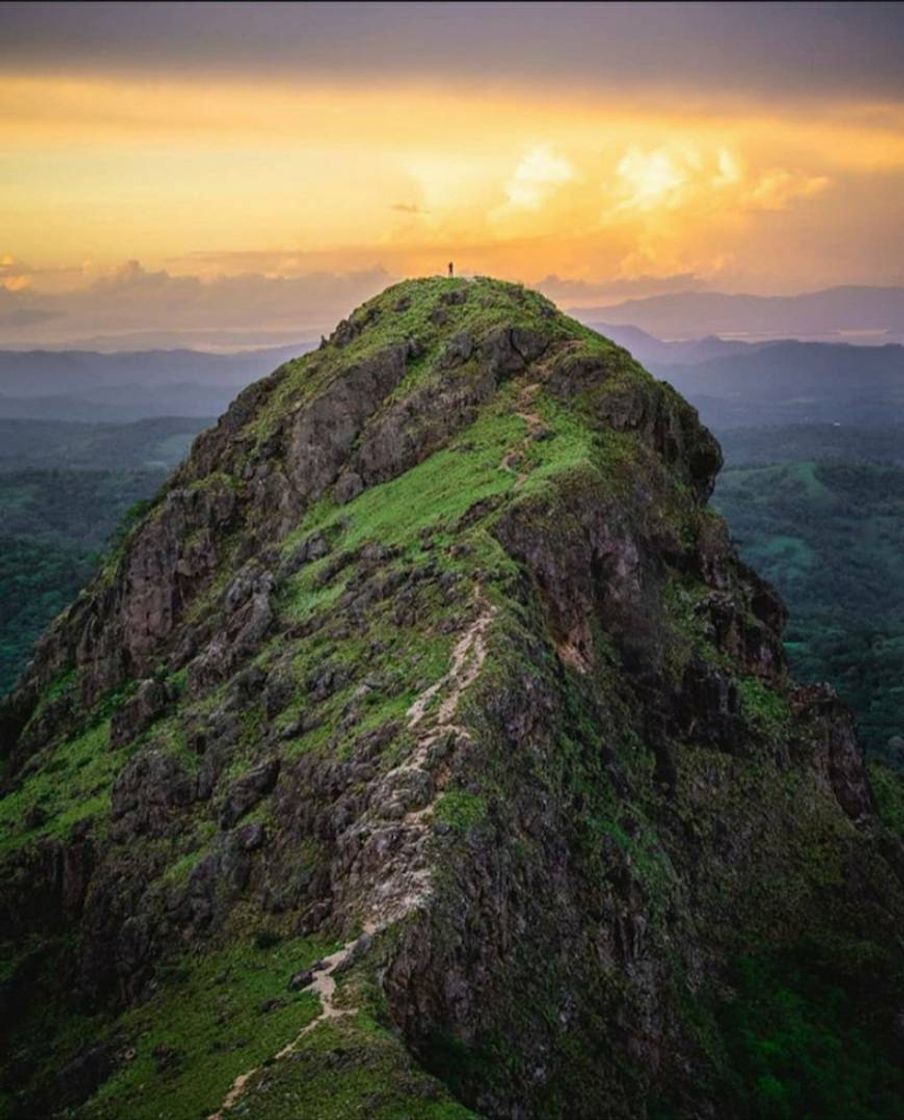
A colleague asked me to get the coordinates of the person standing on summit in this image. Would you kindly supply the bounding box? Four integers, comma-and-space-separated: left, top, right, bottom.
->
448, 261, 454, 278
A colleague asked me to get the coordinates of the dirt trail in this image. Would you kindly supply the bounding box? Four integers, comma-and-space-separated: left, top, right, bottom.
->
500, 383, 547, 485
407, 594, 496, 729
208, 926, 375, 1119
398, 590, 496, 810
209, 590, 497, 1117
357, 587, 496, 917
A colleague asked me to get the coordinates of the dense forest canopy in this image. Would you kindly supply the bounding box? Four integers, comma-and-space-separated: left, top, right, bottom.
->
713, 458, 904, 761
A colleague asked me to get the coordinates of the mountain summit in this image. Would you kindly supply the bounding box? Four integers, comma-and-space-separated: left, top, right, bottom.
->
2, 277, 902, 1119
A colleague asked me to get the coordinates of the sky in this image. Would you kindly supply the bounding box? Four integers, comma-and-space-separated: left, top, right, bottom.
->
2, 1, 903, 345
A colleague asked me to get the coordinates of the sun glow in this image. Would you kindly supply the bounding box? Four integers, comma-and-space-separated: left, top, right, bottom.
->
2, 72, 902, 293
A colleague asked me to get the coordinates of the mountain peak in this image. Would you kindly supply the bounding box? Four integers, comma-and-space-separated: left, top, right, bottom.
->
1, 278, 900, 1120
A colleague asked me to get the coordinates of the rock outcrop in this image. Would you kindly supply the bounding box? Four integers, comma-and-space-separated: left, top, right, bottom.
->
1, 277, 902, 1120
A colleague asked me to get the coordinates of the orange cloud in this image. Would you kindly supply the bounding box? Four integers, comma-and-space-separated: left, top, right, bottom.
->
503, 146, 575, 211
744, 169, 830, 210
1, 73, 901, 293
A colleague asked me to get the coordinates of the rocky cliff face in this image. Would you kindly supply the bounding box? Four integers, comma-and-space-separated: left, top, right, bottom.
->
1, 278, 902, 1120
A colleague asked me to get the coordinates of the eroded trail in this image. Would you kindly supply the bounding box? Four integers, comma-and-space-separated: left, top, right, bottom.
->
397, 588, 497, 823
345, 587, 498, 925
208, 589, 497, 1117
406, 593, 496, 730
208, 927, 375, 1119
500, 383, 547, 485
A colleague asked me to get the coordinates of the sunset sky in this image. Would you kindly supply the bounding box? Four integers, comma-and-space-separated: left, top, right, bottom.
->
2, 1, 903, 343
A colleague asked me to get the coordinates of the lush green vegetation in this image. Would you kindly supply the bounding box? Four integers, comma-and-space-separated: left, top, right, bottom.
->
713, 459, 904, 761
6, 931, 335, 1120
0, 417, 206, 473
0, 469, 166, 694
0, 417, 207, 693
0, 717, 113, 853
715, 424, 904, 468
0, 537, 94, 694
0, 469, 165, 546
81, 934, 330, 1120
663, 341, 904, 429
718, 947, 904, 1120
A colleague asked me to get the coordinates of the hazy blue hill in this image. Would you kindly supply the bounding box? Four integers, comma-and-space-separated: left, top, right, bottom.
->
655, 341, 904, 427
0, 344, 309, 394
577, 285, 904, 341
0, 387, 234, 422
4, 329, 901, 429
662, 339, 904, 397
569, 323, 904, 430
578, 321, 754, 367
0, 343, 315, 421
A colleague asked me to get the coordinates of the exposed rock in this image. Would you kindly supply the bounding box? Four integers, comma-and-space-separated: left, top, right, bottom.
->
220, 758, 281, 828
110, 678, 172, 748
333, 471, 364, 504
793, 683, 875, 821
39, 1041, 119, 1118
224, 562, 274, 613
284, 343, 411, 503
262, 668, 295, 718
288, 968, 315, 991
279, 531, 331, 579
259, 996, 287, 1013
437, 330, 474, 368
236, 822, 266, 851
228, 665, 266, 708
478, 325, 527, 377
111, 750, 195, 837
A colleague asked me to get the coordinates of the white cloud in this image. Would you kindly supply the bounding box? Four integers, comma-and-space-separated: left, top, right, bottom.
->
614, 147, 692, 212
613, 145, 831, 219
712, 148, 742, 188
504, 145, 574, 211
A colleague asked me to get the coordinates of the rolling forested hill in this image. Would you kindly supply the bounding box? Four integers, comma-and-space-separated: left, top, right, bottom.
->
0, 469, 167, 693
713, 458, 904, 760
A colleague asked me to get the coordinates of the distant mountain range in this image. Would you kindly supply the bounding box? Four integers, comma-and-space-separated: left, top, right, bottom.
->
573, 285, 904, 343
0, 342, 314, 421
655, 341, 904, 428
1, 318, 901, 431
564, 321, 904, 428
582, 323, 755, 367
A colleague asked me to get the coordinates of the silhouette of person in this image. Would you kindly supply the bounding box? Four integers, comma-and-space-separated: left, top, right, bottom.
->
448, 261, 454, 278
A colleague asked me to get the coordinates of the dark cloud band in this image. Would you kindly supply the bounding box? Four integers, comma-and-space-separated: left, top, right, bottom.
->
2, 2, 902, 100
